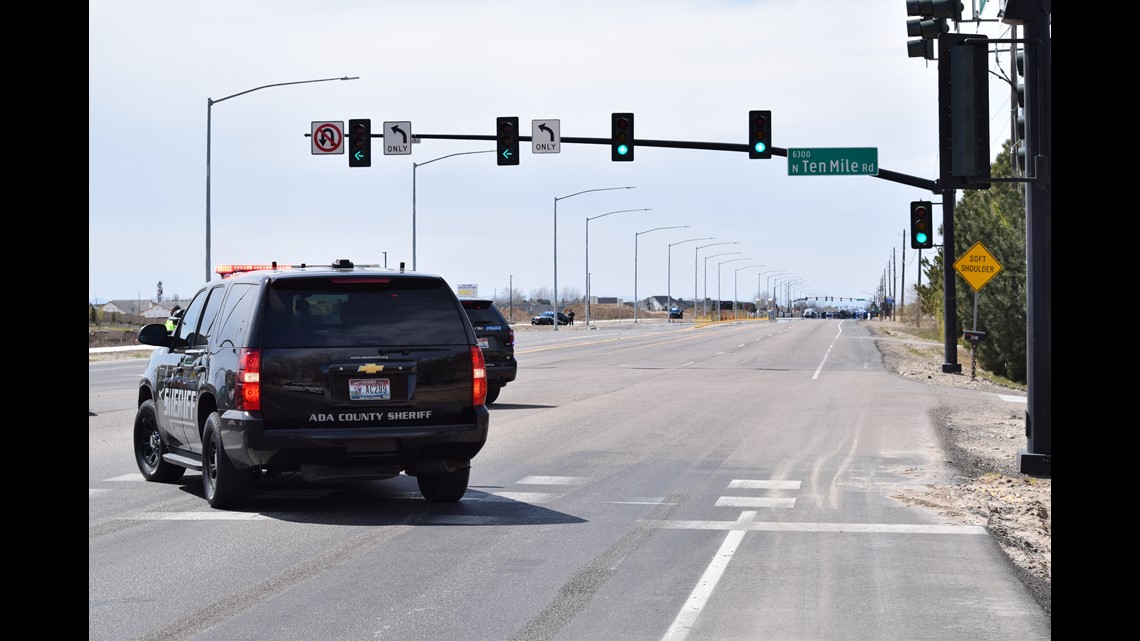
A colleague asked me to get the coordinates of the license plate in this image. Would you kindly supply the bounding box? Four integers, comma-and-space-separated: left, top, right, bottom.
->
349, 378, 390, 401
477, 337, 489, 349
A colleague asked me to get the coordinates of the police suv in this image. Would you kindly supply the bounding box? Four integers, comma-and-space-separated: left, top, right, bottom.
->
133, 259, 490, 509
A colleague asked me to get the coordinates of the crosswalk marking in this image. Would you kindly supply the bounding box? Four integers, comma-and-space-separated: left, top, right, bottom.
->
727, 480, 800, 490
715, 496, 796, 508
516, 475, 589, 485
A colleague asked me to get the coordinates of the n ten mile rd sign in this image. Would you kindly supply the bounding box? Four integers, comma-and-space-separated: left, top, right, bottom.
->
788, 148, 878, 176
953, 241, 1003, 291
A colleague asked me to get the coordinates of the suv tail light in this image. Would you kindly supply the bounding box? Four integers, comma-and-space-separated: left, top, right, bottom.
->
508, 328, 515, 347
470, 346, 487, 405
235, 348, 261, 411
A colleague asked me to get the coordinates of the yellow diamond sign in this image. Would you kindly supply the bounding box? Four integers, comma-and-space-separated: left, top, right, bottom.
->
953, 241, 1003, 291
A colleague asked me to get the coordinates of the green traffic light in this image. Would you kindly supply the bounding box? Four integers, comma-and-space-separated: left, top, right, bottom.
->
617, 144, 629, 156
754, 142, 767, 154
915, 232, 928, 244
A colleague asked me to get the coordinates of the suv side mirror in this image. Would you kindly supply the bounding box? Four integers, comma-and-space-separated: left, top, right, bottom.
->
138, 323, 173, 347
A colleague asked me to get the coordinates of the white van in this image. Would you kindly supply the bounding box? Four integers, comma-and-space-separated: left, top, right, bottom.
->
803, 308, 817, 319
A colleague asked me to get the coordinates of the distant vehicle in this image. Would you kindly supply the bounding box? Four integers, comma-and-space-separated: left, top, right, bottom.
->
531, 310, 570, 325
669, 306, 683, 319
803, 308, 817, 319
460, 297, 516, 404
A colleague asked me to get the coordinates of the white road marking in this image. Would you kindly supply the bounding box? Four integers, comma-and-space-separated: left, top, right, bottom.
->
660, 511, 756, 641
728, 480, 800, 490
517, 475, 589, 485
480, 491, 559, 503
131, 512, 271, 521
610, 497, 671, 505
90, 489, 110, 497
999, 394, 1027, 403
107, 474, 144, 482
679, 361, 695, 367
647, 519, 986, 534
715, 496, 796, 508
812, 323, 844, 380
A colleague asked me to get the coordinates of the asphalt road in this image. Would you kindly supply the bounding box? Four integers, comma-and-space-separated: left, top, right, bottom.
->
89, 318, 1048, 641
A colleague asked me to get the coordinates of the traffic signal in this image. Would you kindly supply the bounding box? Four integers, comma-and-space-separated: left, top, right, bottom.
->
348, 119, 371, 167
910, 201, 934, 249
611, 113, 634, 161
905, 0, 961, 60
748, 110, 772, 159
496, 117, 519, 166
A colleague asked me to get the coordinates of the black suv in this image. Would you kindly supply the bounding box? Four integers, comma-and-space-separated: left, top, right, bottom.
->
459, 297, 516, 404
132, 259, 490, 509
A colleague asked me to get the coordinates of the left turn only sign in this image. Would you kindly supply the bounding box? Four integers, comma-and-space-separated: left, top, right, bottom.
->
311, 121, 344, 154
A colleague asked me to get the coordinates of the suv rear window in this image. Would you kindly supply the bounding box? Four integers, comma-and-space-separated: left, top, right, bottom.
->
461, 300, 506, 325
262, 277, 469, 348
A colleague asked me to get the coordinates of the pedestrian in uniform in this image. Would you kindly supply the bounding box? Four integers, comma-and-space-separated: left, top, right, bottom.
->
165, 305, 182, 332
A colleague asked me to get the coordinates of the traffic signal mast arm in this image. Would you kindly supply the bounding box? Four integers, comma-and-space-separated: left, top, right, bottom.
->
402, 132, 939, 192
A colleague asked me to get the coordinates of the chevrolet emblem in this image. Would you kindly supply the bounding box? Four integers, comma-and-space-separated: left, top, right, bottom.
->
356, 364, 385, 374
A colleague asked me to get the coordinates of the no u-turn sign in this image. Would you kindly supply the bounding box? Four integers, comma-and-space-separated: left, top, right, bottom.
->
311, 121, 344, 154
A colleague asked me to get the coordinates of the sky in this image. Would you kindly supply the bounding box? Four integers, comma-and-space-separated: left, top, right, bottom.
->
89, 0, 1020, 307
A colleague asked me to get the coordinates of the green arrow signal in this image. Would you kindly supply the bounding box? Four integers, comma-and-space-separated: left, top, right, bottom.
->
502, 149, 513, 160
354, 150, 365, 161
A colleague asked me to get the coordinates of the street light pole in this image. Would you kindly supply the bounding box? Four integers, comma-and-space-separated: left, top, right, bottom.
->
554, 187, 635, 331
694, 242, 738, 321
634, 226, 690, 323
703, 252, 741, 318
413, 149, 495, 271
755, 269, 785, 317
206, 75, 358, 282
585, 208, 651, 326
667, 237, 713, 322
716, 258, 749, 321
772, 275, 796, 317
733, 265, 763, 319
768, 273, 792, 314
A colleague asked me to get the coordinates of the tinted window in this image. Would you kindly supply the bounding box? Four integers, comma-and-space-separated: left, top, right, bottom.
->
216, 283, 258, 348
462, 300, 506, 325
262, 277, 469, 348
195, 284, 227, 347
172, 288, 208, 348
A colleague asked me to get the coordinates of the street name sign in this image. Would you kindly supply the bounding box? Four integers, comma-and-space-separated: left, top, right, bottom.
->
788, 147, 878, 176
953, 241, 1002, 291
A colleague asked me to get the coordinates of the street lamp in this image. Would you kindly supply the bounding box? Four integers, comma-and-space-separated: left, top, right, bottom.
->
716, 258, 749, 321
585, 208, 651, 326
667, 237, 713, 322
413, 150, 495, 270
634, 226, 690, 323
772, 275, 797, 317
206, 75, 358, 282
733, 265, 764, 319
695, 242, 738, 320
770, 271, 798, 317
755, 269, 786, 317
703, 251, 741, 317
554, 187, 635, 331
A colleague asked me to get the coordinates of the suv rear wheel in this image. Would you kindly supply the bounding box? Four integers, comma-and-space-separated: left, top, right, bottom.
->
485, 383, 501, 405
134, 400, 186, 483
202, 412, 252, 509
416, 466, 470, 502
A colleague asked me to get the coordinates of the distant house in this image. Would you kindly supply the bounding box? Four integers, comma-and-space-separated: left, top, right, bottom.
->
96, 299, 190, 325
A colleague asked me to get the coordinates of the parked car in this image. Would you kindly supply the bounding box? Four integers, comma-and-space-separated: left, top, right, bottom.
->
531, 310, 570, 325
460, 297, 516, 404
132, 259, 489, 509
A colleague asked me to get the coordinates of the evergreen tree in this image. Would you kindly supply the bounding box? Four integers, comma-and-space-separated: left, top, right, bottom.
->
953, 140, 1027, 382
916, 140, 1027, 383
